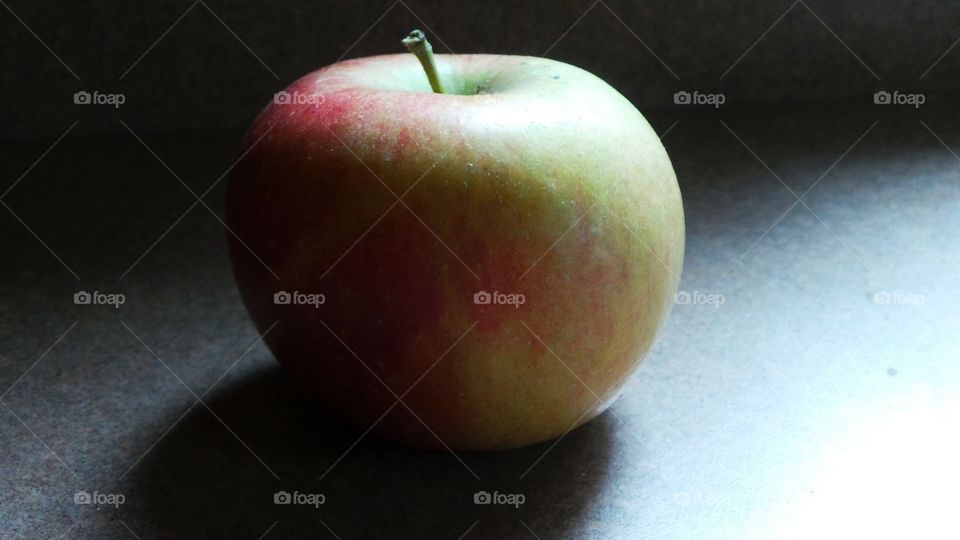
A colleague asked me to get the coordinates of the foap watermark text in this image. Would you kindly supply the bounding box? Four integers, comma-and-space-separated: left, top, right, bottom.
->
474, 490, 525, 508
873, 90, 925, 108
274, 91, 325, 106
74, 90, 125, 108
274, 290, 325, 308
74, 290, 125, 308
474, 290, 525, 308
674, 90, 725, 108
74, 490, 125, 508
674, 290, 725, 308
872, 290, 925, 305
274, 490, 325, 508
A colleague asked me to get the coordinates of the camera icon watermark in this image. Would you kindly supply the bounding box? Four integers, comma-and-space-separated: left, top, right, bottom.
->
74, 290, 125, 309
273, 290, 325, 308
872, 290, 925, 305
873, 90, 925, 108
74, 490, 125, 508
73, 90, 126, 108
473, 290, 525, 309
273, 490, 325, 508
274, 91, 325, 106
674, 90, 725, 108
674, 290, 725, 308
473, 490, 525, 508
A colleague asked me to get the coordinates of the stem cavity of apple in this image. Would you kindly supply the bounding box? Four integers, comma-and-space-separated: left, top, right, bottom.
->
402, 29, 446, 94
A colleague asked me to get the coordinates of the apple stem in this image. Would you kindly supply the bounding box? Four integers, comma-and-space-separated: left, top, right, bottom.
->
402, 29, 446, 94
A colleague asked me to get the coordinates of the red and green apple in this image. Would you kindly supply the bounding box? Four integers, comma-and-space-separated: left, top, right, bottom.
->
226, 31, 684, 450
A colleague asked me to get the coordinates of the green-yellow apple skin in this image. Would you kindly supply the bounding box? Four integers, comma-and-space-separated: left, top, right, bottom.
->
226, 53, 684, 451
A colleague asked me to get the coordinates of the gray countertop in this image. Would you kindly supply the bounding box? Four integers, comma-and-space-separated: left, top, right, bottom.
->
1, 101, 958, 539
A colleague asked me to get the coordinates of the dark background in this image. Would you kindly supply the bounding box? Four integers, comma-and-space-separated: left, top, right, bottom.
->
3, 0, 960, 139
2, 1, 959, 539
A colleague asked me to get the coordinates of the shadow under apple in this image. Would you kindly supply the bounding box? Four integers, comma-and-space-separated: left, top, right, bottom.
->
121, 363, 617, 539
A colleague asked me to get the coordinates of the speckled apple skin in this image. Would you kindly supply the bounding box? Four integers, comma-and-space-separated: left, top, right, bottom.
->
225, 53, 684, 450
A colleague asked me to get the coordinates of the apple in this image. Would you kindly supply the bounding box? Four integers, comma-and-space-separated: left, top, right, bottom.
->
225, 31, 684, 451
